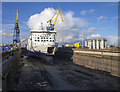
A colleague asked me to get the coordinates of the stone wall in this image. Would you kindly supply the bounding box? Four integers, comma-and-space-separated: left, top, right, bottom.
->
2, 48, 21, 90
73, 48, 120, 77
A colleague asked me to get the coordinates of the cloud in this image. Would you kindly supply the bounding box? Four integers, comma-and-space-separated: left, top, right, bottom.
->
91, 34, 101, 38
97, 16, 107, 22
2, 24, 14, 37
0, 30, 13, 38
2, 24, 14, 30
89, 9, 95, 13
88, 27, 97, 31
80, 9, 95, 16
28, 7, 90, 45
107, 36, 118, 46
97, 16, 104, 20
1, 24, 14, 44
1, 22, 30, 44
110, 16, 118, 23
80, 10, 86, 16
87, 34, 101, 39
28, 8, 56, 30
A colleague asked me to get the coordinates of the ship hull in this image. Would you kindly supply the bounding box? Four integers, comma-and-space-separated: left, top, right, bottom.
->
27, 50, 53, 64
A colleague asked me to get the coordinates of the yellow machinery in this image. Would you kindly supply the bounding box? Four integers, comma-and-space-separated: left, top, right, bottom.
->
47, 6, 64, 30
74, 43, 80, 48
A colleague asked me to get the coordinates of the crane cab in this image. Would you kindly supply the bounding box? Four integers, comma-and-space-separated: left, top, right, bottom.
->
46, 21, 54, 30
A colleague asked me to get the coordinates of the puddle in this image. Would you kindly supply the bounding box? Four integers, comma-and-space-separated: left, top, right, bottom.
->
36, 81, 48, 87
24, 64, 28, 66
23, 56, 28, 59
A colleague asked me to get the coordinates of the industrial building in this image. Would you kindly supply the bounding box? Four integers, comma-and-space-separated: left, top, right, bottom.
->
85, 38, 107, 49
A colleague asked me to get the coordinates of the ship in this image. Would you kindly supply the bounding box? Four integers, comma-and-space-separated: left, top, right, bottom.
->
26, 6, 63, 63
26, 25, 58, 63
27, 29, 58, 55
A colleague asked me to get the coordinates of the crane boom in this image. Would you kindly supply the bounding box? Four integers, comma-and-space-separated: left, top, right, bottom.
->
15, 8, 19, 24
47, 10, 58, 23
52, 9, 60, 28
13, 38, 28, 49
60, 12, 64, 22
47, 6, 64, 30
16, 38, 28, 45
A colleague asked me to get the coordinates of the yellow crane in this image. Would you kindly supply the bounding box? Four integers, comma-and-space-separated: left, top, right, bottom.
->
47, 6, 64, 30
13, 8, 20, 46
15, 8, 19, 29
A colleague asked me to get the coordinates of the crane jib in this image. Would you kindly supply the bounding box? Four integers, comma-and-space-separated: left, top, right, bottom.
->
46, 6, 64, 30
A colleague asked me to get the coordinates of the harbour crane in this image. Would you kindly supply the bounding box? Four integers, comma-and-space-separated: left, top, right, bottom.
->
47, 6, 64, 30
13, 8, 20, 46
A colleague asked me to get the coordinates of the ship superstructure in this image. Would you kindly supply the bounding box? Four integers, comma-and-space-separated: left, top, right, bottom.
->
27, 29, 57, 55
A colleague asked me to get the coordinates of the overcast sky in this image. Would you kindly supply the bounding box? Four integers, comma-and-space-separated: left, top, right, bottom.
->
1, 2, 119, 46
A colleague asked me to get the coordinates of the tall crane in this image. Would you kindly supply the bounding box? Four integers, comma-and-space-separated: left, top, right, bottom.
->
47, 6, 64, 30
13, 8, 20, 46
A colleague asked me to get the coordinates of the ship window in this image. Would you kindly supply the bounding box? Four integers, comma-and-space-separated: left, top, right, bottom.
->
44, 37, 45, 39
50, 40, 52, 42
53, 40, 54, 42
38, 40, 39, 42
35, 40, 37, 41
47, 40, 48, 41
37, 37, 39, 39
50, 37, 51, 39
46, 37, 48, 39
41, 37, 43, 39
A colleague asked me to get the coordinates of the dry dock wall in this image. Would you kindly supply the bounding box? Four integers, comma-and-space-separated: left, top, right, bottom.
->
73, 48, 120, 77
2, 49, 21, 90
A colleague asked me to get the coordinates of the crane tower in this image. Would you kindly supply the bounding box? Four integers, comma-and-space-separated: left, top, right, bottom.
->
13, 8, 20, 46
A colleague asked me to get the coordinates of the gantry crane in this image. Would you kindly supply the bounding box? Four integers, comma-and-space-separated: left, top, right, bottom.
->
13, 8, 20, 46
47, 6, 64, 30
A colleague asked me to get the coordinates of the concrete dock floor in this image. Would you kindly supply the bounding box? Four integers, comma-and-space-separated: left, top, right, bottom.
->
12, 55, 120, 90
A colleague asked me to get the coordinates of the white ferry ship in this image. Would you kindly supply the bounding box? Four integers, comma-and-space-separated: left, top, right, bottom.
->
27, 6, 63, 62
27, 29, 58, 56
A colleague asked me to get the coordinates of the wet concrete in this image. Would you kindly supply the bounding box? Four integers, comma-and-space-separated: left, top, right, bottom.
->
12, 55, 120, 90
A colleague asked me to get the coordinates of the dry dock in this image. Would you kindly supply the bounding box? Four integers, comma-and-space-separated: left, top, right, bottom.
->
2, 47, 120, 91
13, 53, 120, 90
